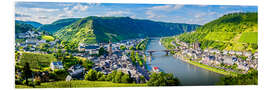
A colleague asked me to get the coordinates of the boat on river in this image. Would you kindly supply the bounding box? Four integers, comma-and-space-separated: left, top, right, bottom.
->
152, 66, 160, 73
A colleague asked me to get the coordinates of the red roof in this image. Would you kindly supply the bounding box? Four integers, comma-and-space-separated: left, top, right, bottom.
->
154, 67, 158, 69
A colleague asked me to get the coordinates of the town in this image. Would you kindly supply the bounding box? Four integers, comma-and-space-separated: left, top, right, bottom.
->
15, 30, 152, 86
170, 38, 258, 74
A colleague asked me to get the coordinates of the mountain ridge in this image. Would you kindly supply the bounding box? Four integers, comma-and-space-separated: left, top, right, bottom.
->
54, 16, 200, 44
38, 18, 80, 33
15, 20, 42, 28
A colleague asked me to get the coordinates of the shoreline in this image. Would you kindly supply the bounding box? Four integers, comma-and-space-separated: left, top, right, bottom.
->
173, 53, 238, 76
159, 37, 238, 76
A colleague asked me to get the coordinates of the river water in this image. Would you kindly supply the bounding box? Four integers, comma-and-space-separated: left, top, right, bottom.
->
146, 38, 223, 86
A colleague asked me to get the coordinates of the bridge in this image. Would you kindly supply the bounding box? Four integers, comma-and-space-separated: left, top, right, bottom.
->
146, 49, 181, 56
127, 49, 181, 56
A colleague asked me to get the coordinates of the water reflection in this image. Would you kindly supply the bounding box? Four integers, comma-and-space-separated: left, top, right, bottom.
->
146, 38, 223, 85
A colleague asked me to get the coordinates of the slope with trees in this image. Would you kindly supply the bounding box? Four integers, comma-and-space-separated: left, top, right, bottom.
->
175, 12, 258, 52
54, 16, 200, 44
38, 18, 80, 33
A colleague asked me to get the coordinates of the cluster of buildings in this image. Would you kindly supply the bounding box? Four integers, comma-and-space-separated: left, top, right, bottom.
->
15, 30, 59, 53
90, 39, 148, 83
15, 29, 148, 83
174, 40, 258, 73
50, 39, 148, 82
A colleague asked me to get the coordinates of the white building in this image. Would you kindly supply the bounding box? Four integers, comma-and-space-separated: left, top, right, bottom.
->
50, 61, 64, 70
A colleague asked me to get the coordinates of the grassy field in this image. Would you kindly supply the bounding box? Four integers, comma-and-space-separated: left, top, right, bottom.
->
238, 32, 258, 44
19, 52, 57, 69
16, 80, 147, 88
42, 35, 55, 41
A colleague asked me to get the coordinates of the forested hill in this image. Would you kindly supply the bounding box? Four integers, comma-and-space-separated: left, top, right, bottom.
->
176, 12, 258, 52
54, 16, 200, 44
15, 20, 42, 28
15, 21, 36, 34
196, 12, 257, 32
38, 18, 80, 33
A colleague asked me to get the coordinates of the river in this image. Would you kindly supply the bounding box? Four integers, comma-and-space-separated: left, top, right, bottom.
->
146, 38, 223, 86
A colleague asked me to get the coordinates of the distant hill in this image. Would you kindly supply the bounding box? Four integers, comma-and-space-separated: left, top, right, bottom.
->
54, 16, 200, 44
15, 20, 42, 28
176, 12, 258, 52
38, 18, 80, 33
15, 21, 36, 34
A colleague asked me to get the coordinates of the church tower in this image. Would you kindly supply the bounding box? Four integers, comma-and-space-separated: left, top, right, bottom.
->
108, 40, 112, 56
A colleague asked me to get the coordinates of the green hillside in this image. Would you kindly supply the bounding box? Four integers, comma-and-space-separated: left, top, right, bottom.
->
176, 12, 258, 52
15, 20, 42, 28
15, 22, 36, 34
38, 18, 80, 33
55, 16, 200, 44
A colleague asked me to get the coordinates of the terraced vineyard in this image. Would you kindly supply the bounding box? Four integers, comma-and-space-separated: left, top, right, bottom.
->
204, 32, 237, 42
239, 32, 258, 44
172, 13, 258, 52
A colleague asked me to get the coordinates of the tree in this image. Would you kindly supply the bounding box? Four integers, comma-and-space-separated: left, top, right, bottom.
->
120, 45, 126, 50
121, 74, 131, 83
98, 75, 107, 81
84, 69, 97, 81
112, 71, 123, 83
82, 60, 94, 70
147, 72, 180, 86
22, 62, 32, 86
130, 50, 136, 64
129, 46, 134, 50
105, 70, 117, 81
96, 72, 104, 80
217, 70, 258, 85
135, 52, 144, 67
54, 69, 68, 81
98, 47, 108, 56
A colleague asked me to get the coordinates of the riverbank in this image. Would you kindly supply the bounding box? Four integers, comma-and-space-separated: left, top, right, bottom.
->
174, 53, 238, 76
160, 37, 238, 76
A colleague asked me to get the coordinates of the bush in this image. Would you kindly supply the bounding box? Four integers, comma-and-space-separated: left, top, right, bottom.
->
97, 75, 107, 81
54, 69, 68, 81
217, 70, 258, 85
82, 60, 94, 70
147, 72, 180, 86
33, 79, 41, 85
112, 71, 123, 83
85, 69, 97, 81
15, 79, 23, 85
121, 74, 131, 83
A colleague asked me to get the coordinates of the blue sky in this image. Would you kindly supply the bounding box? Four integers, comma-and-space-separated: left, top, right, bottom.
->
15, 2, 257, 25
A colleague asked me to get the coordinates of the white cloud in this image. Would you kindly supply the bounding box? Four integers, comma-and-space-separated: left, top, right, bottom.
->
105, 11, 130, 16
145, 10, 166, 19
145, 5, 183, 19
208, 12, 217, 15
57, 3, 74, 7
72, 4, 89, 11
194, 12, 208, 18
148, 5, 184, 11
28, 8, 59, 12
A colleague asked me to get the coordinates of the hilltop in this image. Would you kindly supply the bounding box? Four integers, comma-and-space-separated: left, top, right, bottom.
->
15, 21, 36, 34
38, 18, 80, 33
54, 16, 200, 44
175, 12, 258, 52
15, 20, 42, 28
